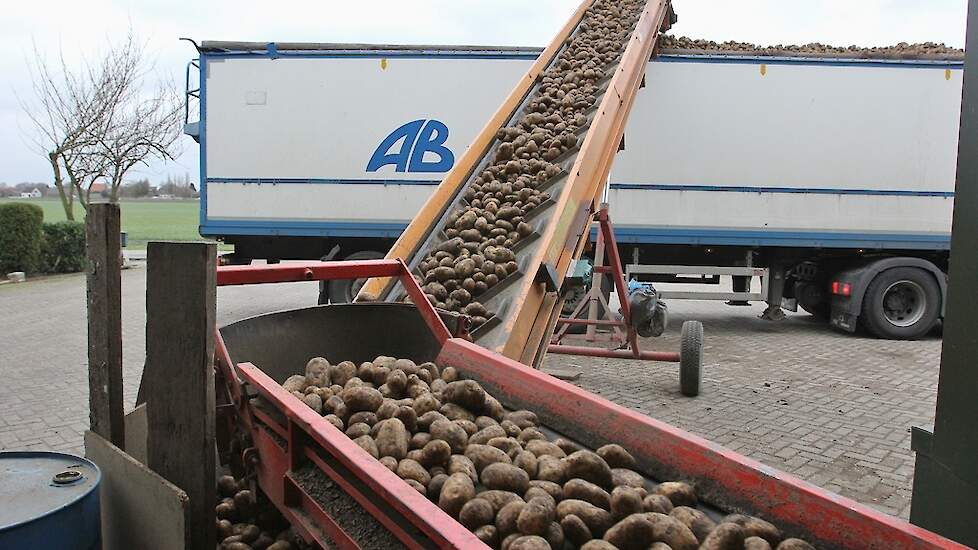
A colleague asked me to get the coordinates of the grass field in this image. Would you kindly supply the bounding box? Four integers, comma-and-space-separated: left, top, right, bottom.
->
0, 198, 223, 249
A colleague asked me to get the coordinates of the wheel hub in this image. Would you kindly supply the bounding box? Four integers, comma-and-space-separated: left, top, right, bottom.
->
881, 280, 926, 328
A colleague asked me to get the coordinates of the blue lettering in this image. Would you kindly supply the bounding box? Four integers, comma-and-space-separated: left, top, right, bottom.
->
408, 120, 455, 173
366, 119, 425, 173
367, 119, 456, 174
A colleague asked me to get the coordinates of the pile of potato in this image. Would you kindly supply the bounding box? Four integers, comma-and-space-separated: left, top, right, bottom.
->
215, 473, 301, 550
659, 34, 964, 60
283, 356, 818, 549
416, 0, 648, 326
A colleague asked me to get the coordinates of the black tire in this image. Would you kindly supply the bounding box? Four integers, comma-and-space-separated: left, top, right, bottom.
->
222, 254, 252, 266
325, 251, 386, 304
860, 267, 940, 340
679, 320, 703, 397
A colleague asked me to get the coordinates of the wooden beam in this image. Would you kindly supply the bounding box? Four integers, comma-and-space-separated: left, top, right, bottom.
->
86, 202, 125, 448
144, 241, 217, 550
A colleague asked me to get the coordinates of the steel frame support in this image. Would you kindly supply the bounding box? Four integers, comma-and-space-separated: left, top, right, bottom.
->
549, 205, 681, 363
909, 0, 978, 544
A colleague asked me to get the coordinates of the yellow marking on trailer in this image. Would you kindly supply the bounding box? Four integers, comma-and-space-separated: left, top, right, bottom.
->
381, 58, 388, 70
946, 69, 952, 81
760, 64, 767, 77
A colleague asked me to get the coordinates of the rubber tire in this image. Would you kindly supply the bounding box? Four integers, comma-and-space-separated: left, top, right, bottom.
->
860, 267, 940, 340
325, 251, 387, 304
679, 320, 703, 397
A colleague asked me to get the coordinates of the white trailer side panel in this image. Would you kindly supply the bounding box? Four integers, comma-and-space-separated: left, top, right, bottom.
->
199, 52, 959, 248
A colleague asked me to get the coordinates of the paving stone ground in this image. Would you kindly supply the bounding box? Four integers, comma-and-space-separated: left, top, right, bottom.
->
0, 266, 941, 519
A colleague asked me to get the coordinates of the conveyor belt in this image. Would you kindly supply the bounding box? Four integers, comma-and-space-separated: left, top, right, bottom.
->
360, 0, 676, 366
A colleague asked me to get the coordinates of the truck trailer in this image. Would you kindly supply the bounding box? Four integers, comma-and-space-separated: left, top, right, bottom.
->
185, 40, 960, 339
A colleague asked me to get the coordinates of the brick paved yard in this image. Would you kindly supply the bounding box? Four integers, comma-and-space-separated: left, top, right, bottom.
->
0, 266, 941, 519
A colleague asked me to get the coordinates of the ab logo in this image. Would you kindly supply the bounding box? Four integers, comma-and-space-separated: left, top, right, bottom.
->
367, 119, 455, 173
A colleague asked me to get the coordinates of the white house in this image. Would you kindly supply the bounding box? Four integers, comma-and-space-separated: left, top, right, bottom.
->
19, 189, 42, 199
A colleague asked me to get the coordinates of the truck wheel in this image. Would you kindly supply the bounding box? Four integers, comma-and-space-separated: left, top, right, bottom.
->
796, 281, 829, 319
679, 320, 704, 397
326, 251, 386, 304
861, 267, 940, 340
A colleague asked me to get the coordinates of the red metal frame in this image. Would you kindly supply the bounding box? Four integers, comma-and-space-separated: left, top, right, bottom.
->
210, 255, 966, 550
549, 206, 681, 362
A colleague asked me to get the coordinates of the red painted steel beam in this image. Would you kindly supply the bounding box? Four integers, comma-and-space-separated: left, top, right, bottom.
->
236, 362, 486, 549
436, 338, 968, 550
216, 259, 402, 286
547, 344, 680, 362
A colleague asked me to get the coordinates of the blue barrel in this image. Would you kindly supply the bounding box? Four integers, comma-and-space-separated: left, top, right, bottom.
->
0, 452, 101, 549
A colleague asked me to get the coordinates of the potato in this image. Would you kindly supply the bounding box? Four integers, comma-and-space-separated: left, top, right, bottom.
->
517, 429, 547, 446
563, 478, 611, 509
504, 410, 538, 429
649, 544, 672, 550
340, 386, 383, 412
489, 437, 523, 458
654, 482, 697, 507
563, 450, 613, 489
776, 539, 816, 550
413, 393, 441, 416
448, 455, 479, 484
216, 501, 236, 521
698, 522, 745, 550
352, 435, 379, 458
508, 535, 550, 550
608, 468, 643, 489
266, 542, 292, 550
723, 514, 782, 546
397, 458, 431, 486
441, 366, 459, 382
442, 380, 487, 412
481, 463, 530, 494
610, 487, 644, 520
604, 513, 698, 550
454, 419, 479, 436
465, 444, 513, 472
597, 444, 636, 469
642, 494, 674, 514
218, 475, 238, 497
348, 411, 378, 426
514, 451, 539, 478
376, 400, 399, 420
561, 513, 592, 545
428, 473, 448, 500
387, 369, 408, 396
375, 418, 409, 460
475, 525, 499, 547
580, 540, 618, 550
439, 473, 476, 518
459, 498, 495, 529
418, 411, 448, 430
223, 543, 253, 550
470, 425, 507, 446
501, 533, 522, 550
670, 506, 716, 543
553, 438, 578, 455
745, 536, 773, 550
410, 431, 432, 450
496, 500, 526, 536
345, 422, 370, 439
441, 403, 476, 422
525, 440, 566, 459
405, 479, 426, 494
528, 480, 563, 501
216, 519, 234, 539
395, 406, 418, 432
516, 501, 553, 536
556, 499, 614, 536
305, 357, 330, 386
431, 419, 469, 453
535, 455, 566, 484
500, 420, 522, 438
329, 361, 357, 387
282, 375, 306, 393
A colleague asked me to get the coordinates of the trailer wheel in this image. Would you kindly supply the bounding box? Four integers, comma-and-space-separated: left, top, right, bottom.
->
326, 251, 386, 304
679, 320, 703, 397
861, 267, 940, 340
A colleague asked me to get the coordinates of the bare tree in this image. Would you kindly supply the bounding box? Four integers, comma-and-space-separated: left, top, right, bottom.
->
20, 31, 183, 215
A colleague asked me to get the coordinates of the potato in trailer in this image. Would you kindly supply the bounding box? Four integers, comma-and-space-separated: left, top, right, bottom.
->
186, 23, 959, 339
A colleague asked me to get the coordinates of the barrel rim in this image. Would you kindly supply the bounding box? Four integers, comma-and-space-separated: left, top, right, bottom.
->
0, 451, 102, 532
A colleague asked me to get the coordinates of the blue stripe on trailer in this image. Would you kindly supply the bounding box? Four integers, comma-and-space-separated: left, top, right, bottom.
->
204, 178, 954, 197
656, 54, 964, 70
200, 220, 950, 250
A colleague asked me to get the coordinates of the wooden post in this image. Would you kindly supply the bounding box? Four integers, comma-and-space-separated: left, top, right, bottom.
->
144, 241, 216, 550
86, 203, 125, 448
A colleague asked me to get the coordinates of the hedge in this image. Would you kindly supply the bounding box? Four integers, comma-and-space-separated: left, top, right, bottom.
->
0, 203, 44, 274
40, 221, 87, 274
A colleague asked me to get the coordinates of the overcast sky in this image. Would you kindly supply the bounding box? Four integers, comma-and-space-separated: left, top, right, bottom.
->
0, 0, 967, 184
